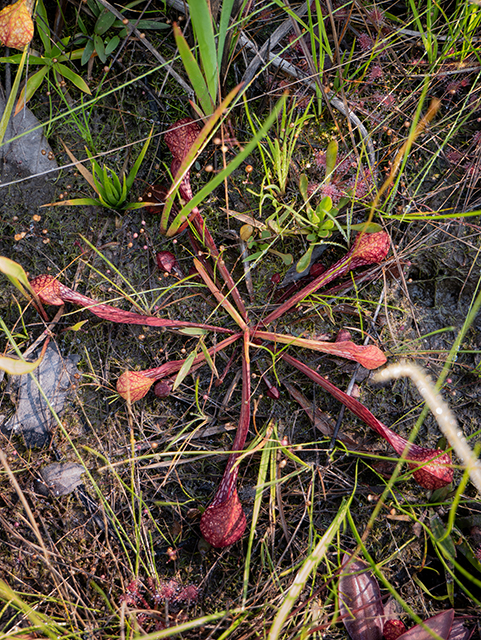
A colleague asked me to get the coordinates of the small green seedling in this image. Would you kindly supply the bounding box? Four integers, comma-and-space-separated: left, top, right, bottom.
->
44, 128, 153, 212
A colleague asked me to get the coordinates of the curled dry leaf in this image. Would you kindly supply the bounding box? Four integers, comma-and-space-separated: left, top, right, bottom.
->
338, 554, 384, 640
117, 371, 154, 402
0, 0, 34, 49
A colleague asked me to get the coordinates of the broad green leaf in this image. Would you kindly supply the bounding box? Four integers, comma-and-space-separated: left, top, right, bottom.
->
35, 0, 51, 54
299, 173, 309, 202
42, 197, 102, 207
81, 39, 95, 66
325, 139, 338, 181
0, 353, 43, 375
188, 0, 218, 104
105, 36, 119, 56
94, 34, 106, 63
55, 63, 92, 94
0, 257, 33, 298
173, 23, 213, 116
318, 195, 332, 211
173, 347, 198, 391
14, 67, 49, 116
95, 8, 117, 35
296, 245, 314, 273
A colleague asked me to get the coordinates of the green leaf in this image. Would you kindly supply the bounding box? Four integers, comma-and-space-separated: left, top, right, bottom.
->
35, 0, 51, 54
14, 67, 48, 116
55, 63, 92, 94
173, 347, 198, 391
325, 139, 338, 181
81, 39, 95, 66
110, 169, 123, 199
95, 8, 117, 35
299, 173, 309, 202
126, 126, 153, 190
0, 257, 33, 299
94, 34, 106, 63
188, 0, 218, 105
105, 36, 120, 57
199, 337, 218, 378
133, 20, 170, 30
318, 195, 332, 211
173, 22, 213, 116
43, 197, 103, 207
350, 222, 383, 233
217, 0, 236, 70
0, 353, 43, 375
296, 245, 314, 273
177, 327, 209, 336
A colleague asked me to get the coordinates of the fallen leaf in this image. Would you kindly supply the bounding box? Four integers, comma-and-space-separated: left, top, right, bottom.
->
338, 554, 384, 640
396, 610, 454, 640
39, 462, 85, 497
2, 342, 80, 448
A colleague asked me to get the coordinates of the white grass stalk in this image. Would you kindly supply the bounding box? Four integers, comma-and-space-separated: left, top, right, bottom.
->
374, 362, 481, 494
267, 498, 350, 640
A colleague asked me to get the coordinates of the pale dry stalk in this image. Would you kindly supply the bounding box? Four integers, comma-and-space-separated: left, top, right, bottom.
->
374, 362, 481, 494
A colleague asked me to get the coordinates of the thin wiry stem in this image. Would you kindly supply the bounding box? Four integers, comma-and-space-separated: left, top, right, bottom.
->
374, 362, 481, 494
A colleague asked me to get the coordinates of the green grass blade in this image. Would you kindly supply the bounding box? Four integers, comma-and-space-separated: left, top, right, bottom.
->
126, 126, 153, 190
35, 0, 51, 54
173, 22, 213, 115
167, 92, 288, 236
217, 0, 236, 70
161, 84, 242, 234
187, 0, 218, 105
242, 427, 273, 607
55, 62, 92, 94
0, 46, 29, 146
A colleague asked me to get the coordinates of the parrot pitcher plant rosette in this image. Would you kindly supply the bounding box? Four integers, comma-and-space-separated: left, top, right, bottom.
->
26, 117, 453, 548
